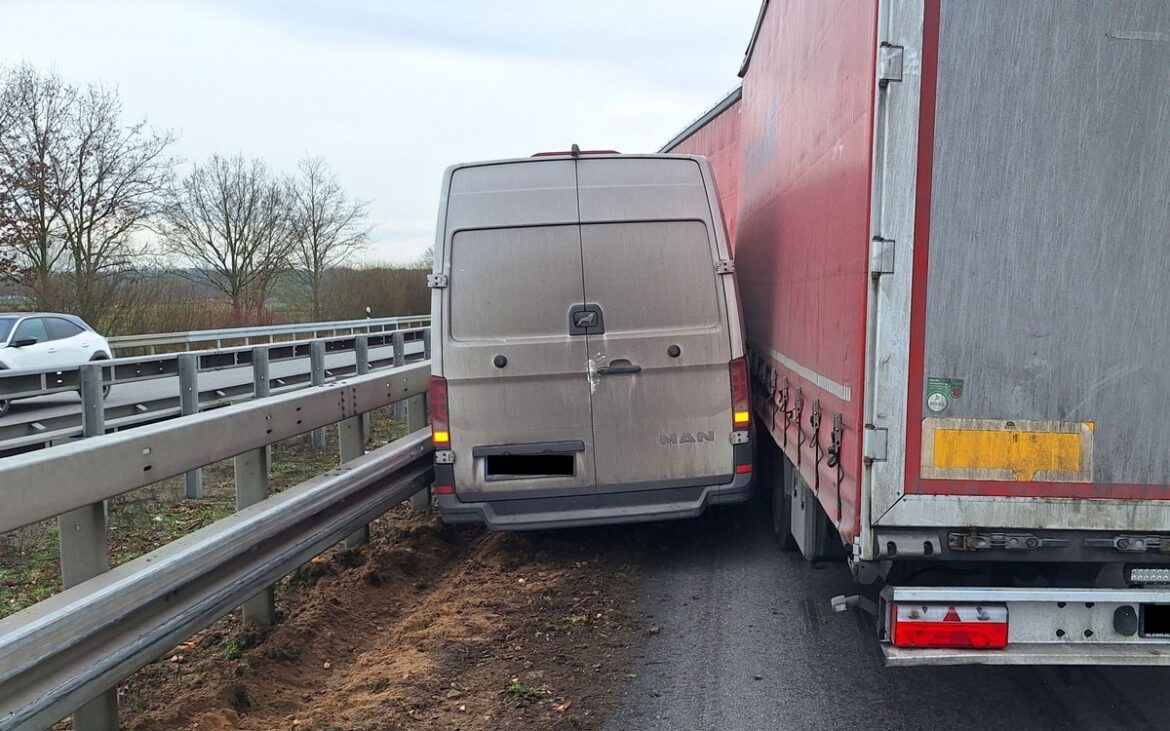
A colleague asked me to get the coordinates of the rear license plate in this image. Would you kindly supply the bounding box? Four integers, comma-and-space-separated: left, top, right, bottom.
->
1140, 604, 1170, 638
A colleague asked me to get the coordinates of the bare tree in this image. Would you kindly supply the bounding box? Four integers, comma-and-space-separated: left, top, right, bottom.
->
0, 65, 174, 325
163, 154, 294, 322
288, 157, 370, 320
0, 64, 74, 307
51, 84, 175, 325
412, 245, 434, 271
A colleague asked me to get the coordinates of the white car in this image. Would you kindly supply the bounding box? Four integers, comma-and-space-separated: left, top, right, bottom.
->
0, 312, 115, 417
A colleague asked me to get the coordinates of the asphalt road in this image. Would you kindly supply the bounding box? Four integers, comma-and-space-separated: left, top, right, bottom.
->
0, 343, 416, 432
605, 492, 1167, 731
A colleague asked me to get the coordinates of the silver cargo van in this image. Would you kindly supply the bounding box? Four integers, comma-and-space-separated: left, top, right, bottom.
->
428, 150, 752, 530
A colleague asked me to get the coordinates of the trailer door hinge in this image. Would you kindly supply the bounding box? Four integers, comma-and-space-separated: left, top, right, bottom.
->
427, 273, 448, 288
715, 259, 735, 274
878, 43, 904, 86
870, 237, 895, 277
863, 425, 888, 464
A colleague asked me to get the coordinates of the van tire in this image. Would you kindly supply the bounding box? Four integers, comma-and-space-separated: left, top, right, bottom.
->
769, 446, 797, 550
0, 399, 9, 418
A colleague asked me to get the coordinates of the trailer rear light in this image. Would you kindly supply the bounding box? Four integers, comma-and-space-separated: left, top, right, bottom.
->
434, 484, 455, 496
429, 376, 450, 447
730, 357, 750, 426
890, 604, 1008, 649
735, 463, 753, 475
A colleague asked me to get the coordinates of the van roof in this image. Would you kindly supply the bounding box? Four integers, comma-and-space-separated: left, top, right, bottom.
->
446, 152, 704, 174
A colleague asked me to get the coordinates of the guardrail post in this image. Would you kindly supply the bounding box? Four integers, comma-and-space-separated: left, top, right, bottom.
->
341, 336, 372, 548
178, 353, 203, 498
392, 331, 406, 422
339, 414, 369, 549
60, 363, 119, 731
407, 392, 430, 512
355, 335, 371, 436
310, 340, 327, 449
235, 352, 273, 626
253, 346, 273, 465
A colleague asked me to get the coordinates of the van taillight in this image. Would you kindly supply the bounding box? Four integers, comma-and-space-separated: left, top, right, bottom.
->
890, 604, 1008, 649
730, 357, 750, 427
429, 376, 450, 447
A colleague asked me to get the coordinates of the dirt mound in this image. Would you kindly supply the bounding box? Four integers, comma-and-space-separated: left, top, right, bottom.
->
121, 509, 649, 731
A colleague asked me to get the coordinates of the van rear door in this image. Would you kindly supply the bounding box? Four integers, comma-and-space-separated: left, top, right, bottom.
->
442, 160, 596, 499
576, 157, 736, 489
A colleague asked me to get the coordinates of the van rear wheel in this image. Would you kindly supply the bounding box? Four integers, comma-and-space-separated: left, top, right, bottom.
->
0, 399, 9, 418
770, 446, 797, 550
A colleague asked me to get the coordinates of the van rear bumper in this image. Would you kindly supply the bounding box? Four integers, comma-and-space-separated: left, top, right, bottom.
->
438, 473, 752, 531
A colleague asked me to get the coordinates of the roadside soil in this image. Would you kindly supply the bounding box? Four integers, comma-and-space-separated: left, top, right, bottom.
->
119, 511, 653, 731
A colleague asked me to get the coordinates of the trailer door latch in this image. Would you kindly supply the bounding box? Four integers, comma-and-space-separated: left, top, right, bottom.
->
427, 273, 448, 288
715, 259, 735, 274
878, 43, 904, 86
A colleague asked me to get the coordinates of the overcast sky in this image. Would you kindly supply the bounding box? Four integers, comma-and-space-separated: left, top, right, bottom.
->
2, 0, 759, 263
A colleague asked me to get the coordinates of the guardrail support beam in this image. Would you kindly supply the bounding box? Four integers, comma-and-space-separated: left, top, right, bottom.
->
236, 349, 275, 627
235, 446, 273, 627
344, 335, 374, 547
178, 353, 203, 499
61, 364, 119, 731
392, 331, 407, 422
310, 340, 327, 450
407, 393, 430, 512
355, 335, 371, 436
340, 412, 369, 548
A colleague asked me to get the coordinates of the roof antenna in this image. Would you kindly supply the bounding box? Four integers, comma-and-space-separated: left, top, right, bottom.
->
570, 143, 580, 158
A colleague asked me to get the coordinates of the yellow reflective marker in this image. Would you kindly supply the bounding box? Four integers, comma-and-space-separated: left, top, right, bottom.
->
733, 410, 751, 425
921, 418, 1094, 482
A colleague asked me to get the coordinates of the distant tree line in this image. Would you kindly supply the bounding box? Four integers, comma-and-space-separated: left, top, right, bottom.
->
0, 63, 430, 333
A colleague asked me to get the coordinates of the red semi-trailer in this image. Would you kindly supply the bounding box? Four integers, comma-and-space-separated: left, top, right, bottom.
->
659, 89, 743, 251
669, 0, 1170, 665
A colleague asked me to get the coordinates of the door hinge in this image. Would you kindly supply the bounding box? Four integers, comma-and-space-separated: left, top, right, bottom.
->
715, 259, 735, 274
869, 237, 895, 277
862, 425, 888, 464
427, 273, 448, 288
878, 43, 904, 87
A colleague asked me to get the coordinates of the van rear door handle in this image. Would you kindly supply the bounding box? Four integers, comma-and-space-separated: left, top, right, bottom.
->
597, 359, 641, 375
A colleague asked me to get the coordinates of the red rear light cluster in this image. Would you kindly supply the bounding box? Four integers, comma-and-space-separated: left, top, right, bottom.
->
729, 357, 750, 427
890, 604, 1008, 649
429, 376, 450, 447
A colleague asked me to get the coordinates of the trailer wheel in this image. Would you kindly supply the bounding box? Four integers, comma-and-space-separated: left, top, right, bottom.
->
770, 447, 797, 550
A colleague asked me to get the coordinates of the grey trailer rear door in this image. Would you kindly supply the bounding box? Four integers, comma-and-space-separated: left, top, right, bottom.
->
442, 160, 596, 499
576, 157, 735, 489
872, 0, 1170, 531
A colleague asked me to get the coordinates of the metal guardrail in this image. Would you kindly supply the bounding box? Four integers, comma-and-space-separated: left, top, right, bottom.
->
107, 315, 431, 354
0, 329, 429, 454
0, 361, 433, 731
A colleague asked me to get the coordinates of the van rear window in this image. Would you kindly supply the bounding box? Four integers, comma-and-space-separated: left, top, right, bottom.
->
449, 225, 584, 341
580, 220, 721, 333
